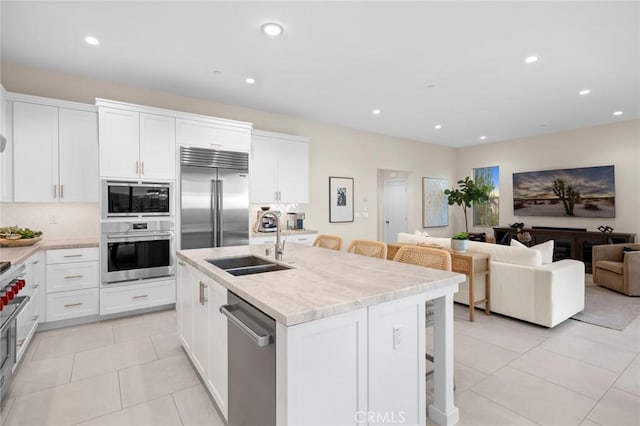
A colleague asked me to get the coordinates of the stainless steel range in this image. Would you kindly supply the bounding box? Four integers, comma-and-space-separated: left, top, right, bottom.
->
1, 266, 29, 401
101, 220, 175, 285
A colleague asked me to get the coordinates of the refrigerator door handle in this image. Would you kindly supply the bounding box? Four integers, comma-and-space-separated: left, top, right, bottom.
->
211, 179, 218, 247
217, 180, 223, 247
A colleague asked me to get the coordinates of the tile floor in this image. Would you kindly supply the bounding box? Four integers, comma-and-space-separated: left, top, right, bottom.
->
1, 300, 639, 426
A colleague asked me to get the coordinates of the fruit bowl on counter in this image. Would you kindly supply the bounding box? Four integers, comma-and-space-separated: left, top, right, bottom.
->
0, 226, 43, 247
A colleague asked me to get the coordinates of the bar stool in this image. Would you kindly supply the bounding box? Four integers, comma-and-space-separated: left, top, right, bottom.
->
312, 234, 343, 251
346, 239, 388, 259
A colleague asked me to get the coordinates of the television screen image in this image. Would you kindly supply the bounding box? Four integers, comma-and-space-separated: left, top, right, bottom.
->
512, 165, 615, 218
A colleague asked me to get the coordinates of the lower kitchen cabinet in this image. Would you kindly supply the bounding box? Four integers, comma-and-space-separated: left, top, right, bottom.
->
16, 252, 45, 362
15, 289, 39, 361
250, 233, 316, 246
46, 247, 99, 322
99, 279, 176, 315
177, 264, 228, 421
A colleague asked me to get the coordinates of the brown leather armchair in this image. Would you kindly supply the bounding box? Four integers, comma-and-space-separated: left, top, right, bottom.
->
592, 243, 640, 296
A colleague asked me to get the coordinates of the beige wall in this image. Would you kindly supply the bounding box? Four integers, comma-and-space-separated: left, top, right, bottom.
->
457, 120, 640, 237
0, 62, 458, 245
0, 203, 99, 240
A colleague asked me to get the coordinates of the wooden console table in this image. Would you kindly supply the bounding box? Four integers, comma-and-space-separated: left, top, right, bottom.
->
388, 243, 490, 321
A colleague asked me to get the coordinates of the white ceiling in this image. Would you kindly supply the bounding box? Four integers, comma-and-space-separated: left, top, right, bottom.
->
1, 1, 638, 147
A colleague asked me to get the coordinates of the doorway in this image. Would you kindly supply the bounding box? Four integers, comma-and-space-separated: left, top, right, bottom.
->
378, 170, 409, 244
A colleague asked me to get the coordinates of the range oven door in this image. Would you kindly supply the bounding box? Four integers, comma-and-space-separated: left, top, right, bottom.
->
102, 232, 175, 284
103, 181, 172, 218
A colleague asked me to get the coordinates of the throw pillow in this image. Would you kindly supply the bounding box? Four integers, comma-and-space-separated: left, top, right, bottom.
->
413, 230, 431, 238
511, 239, 554, 264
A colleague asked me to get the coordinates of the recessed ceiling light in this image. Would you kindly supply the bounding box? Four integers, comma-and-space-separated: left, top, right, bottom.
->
525, 55, 538, 64
427, 84, 437, 89
579, 89, 591, 96
372, 109, 381, 115
479, 136, 487, 140
85, 36, 99, 46
612, 111, 624, 116
245, 77, 256, 84
261, 22, 284, 37
434, 124, 442, 129
212, 70, 222, 75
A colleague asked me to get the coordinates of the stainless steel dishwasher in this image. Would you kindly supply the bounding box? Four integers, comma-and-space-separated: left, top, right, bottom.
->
220, 292, 276, 426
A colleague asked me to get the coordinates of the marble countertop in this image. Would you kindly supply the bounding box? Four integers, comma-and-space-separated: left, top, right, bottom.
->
251, 229, 318, 238
0, 238, 99, 265
178, 243, 464, 326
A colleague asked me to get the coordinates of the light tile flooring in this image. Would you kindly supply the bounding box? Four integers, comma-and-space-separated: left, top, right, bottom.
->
1, 302, 639, 426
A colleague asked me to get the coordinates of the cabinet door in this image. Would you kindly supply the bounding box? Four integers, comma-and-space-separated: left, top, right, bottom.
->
176, 118, 250, 152
139, 113, 175, 180
16, 295, 38, 362
99, 107, 139, 179
277, 138, 309, 203
25, 252, 46, 324
206, 278, 228, 420
13, 102, 59, 201
177, 261, 194, 352
191, 270, 209, 376
249, 135, 278, 203
58, 108, 98, 201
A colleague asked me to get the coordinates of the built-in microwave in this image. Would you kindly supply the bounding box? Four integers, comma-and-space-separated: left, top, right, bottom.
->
102, 181, 172, 218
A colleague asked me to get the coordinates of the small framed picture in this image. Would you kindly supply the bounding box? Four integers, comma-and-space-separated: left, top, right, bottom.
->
329, 177, 354, 223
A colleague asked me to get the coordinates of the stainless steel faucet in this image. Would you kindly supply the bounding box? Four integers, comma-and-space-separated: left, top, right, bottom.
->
261, 211, 285, 260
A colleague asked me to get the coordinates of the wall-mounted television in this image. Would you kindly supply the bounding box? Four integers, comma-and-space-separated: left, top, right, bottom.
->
513, 165, 615, 218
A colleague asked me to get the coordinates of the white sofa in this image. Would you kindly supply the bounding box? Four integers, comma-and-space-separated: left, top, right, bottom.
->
397, 232, 585, 327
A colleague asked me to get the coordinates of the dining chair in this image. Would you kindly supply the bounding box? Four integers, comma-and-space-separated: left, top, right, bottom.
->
346, 239, 388, 259
312, 234, 343, 251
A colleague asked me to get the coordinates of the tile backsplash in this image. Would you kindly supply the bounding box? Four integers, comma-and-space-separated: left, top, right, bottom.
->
0, 203, 99, 240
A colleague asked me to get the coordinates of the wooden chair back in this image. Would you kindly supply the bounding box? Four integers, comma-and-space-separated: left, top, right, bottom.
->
312, 234, 343, 251
346, 240, 388, 259
392, 245, 452, 271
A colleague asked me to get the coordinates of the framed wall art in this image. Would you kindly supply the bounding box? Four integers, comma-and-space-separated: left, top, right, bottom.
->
329, 176, 354, 223
422, 177, 449, 227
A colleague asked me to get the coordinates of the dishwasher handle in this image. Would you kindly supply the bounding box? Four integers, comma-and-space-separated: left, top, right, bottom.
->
220, 304, 273, 347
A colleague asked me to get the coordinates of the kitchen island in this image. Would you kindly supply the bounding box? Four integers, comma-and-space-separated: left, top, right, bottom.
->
177, 243, 464, 426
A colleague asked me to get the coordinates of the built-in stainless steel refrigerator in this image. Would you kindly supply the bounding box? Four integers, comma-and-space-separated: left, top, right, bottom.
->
180, 147, 249, 249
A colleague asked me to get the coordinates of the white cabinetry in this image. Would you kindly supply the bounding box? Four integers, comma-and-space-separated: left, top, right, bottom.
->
12, 99, 98, 202
250, 233, 316, 246
16, 252, 45, 362
250, 130, 309, 204
176, 118, 250, 152
177, 263, 229, 421
46, 248, 100, 322
98, 104, 175, 180
100, 279, 175, 315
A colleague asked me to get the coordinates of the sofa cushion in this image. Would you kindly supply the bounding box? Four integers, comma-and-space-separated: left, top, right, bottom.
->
511, 239, 554, 264
596, 260, 624, 275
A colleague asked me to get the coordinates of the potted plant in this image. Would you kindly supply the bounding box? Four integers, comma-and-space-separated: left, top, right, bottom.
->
451, 232, 470, 253
444, 176, 492, 251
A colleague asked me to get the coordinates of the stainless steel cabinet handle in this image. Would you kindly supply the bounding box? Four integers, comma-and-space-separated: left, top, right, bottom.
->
135, 161, 139, 175
133, 295, 149, 299
220, 304, 273, 347
178, 261, 186, 266
31, 260, 40, 265
64, 275, 83, 279
199, 281, 203, 304
64, 254, 83, 258
64, 302, 83, 308
199, 281, 208, 305
53, 184, 57, 199
32, 314, 39, 321
32, 284, 40, 289
141, 161, 145, 175
17, 339, 25, 347
60, 184, 64, 199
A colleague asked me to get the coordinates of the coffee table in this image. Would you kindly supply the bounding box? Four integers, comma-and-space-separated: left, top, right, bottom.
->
388, 242, 491, 321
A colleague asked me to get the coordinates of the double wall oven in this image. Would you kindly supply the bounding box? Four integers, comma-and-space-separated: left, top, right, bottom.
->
101, 181, 175, 286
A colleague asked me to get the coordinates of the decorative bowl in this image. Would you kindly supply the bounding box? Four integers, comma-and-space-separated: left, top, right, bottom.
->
0, 236, 43, 247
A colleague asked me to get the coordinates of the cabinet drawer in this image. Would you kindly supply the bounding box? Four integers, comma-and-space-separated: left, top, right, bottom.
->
176, 119, 250, 152
100, 279, 176, 315
46, 288, 99, 322
286, 234, 315, 245
250, 236, 277, 245
47, 247, 99, 264
47, 261, 99, 293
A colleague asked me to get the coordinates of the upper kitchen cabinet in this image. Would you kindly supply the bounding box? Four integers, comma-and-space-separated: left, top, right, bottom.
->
250, 130, 309, 204
97, 100, 175, 180
12, 96, 98, 202
175, 117, 251, 152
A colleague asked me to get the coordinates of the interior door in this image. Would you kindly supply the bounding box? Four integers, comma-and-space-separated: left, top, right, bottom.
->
383, 179, 408, 244
181, 165, 215, 249
218, 168, 249, 247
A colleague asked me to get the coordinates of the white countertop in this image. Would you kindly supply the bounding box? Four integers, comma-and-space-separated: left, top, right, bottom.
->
177, 243, 464, 326
251, 229, 318, 238
0, 238, 99, 265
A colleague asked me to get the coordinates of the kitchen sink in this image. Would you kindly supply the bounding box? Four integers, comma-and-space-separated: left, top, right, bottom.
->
206, 255, 292, 276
